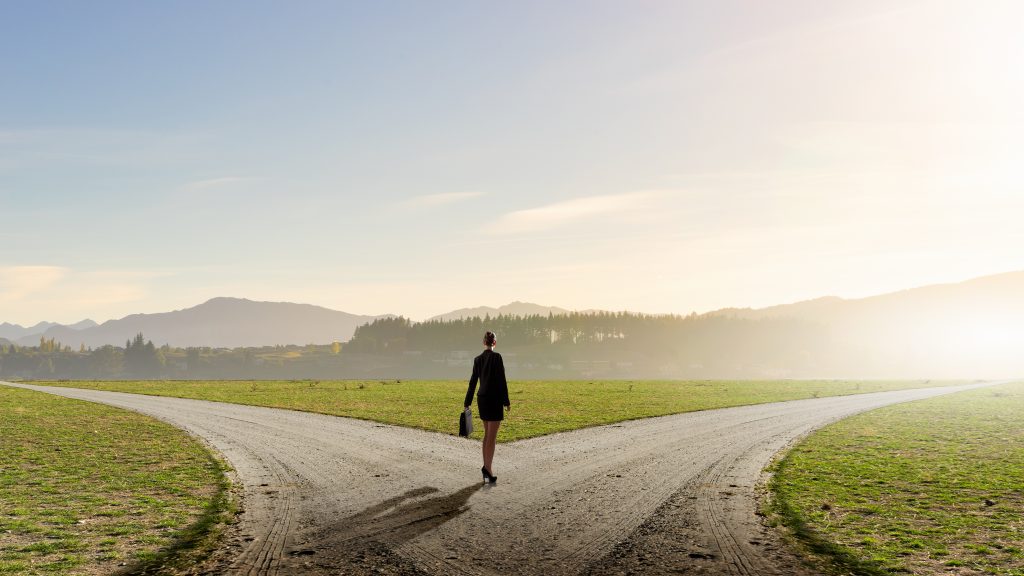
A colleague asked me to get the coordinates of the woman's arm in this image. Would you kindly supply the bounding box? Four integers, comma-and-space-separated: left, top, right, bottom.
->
464, 357, 479, 408
498, 354, 510, 407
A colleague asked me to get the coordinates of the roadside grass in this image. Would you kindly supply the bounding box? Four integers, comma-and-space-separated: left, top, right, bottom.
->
0, 386, 232, 575
769, 380, 1024, 576
29, 379, 966, 443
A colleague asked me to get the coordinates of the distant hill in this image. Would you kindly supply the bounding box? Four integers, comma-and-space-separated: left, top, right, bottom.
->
19, 297, 387, 348
429, 301, 572, 322
0, 321, 59, 341
708, 271, 1024, 323
67, 319, 99, 330
0, 319, 97, 341
707, 270, 1024, 376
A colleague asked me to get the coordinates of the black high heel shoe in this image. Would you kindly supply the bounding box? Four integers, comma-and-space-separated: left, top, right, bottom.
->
481, 466, 497, 484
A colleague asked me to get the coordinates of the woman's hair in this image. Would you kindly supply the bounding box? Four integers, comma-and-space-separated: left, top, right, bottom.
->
483, 331, 496, 346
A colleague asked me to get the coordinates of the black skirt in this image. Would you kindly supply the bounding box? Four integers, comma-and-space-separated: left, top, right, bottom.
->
477, 396, 504, 422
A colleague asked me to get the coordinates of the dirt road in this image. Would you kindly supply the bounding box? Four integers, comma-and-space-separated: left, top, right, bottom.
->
3, 381, 994, 575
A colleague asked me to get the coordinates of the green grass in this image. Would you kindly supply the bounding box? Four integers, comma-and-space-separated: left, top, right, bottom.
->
769, 381, 1024, 576
31, 379, 966, 442
0, 386, 232, 575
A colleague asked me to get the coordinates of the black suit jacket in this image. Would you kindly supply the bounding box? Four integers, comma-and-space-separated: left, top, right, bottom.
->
464, 349, 510, 408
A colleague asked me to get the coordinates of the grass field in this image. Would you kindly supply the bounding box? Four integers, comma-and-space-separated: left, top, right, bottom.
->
0, 385, 231, 575
30, 379, 965, 442
770, 380, 1024, 576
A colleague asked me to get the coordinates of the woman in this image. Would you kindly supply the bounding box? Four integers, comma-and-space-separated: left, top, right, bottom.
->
464, 331, 510, 483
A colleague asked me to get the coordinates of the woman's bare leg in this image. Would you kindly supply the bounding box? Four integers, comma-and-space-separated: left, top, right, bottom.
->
481, 420, 491, 471
483, 420, 501, 473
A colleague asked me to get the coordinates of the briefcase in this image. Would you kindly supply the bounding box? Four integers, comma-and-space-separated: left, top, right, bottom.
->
459, 407, 473, 437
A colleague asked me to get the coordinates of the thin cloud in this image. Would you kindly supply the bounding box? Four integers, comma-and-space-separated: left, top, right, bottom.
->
401, 191, 485, 208
0, 266, 162, 324
492, 191, 670, 234
0, 266, 68, 301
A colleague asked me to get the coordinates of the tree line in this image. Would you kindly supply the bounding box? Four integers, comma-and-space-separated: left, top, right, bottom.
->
0, 334, 358, 380
345, 311, 830, 377
0, 312, 834, 380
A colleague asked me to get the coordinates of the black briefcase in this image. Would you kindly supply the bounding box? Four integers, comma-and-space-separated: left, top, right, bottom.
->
459, 407, 473, 437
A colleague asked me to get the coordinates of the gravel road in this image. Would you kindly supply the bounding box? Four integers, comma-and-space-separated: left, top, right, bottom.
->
3, 381, 995, 575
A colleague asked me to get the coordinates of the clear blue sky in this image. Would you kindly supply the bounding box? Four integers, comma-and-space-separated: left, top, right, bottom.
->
3, 0, 1023, 324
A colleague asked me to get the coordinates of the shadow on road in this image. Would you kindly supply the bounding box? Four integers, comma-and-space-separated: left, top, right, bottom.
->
338, 483, 482, 545
291, 484, 483, 574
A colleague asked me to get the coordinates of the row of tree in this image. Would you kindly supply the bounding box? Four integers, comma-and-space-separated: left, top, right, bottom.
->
2, 333, 165, 379
345, 311, 827, 359
0, 336, 351, 380
0, 312, 835, 380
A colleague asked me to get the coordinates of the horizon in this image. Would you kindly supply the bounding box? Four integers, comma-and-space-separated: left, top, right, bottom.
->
4, 267, 1020, 328
3, 1, 1023, 325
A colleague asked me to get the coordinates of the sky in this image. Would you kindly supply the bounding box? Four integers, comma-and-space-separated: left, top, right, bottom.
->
2, 0, 1023, 325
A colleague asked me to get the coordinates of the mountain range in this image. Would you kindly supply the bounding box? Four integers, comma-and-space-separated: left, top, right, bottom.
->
14, 298, 384, 349
0, 319, 97, 341
4, 270, 1023, 355
709, 270, 1024, 323
709, 270, 1024, 376
7, 300, 577, 349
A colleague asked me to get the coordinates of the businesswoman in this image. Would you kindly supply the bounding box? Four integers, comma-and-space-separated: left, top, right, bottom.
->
464, 331, 510, 483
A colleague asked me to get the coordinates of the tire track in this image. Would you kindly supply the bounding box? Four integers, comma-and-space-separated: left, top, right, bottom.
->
236, 453, 295, 576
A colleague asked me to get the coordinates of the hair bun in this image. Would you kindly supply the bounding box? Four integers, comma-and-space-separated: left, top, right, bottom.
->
484, 331, 496, 346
